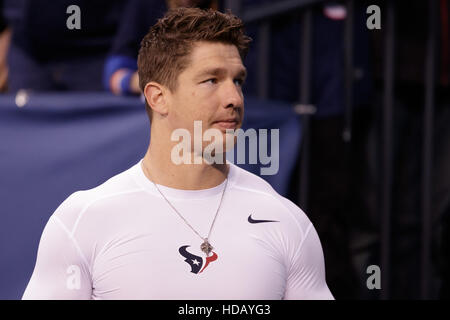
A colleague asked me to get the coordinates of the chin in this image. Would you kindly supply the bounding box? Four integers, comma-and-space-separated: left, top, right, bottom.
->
223, 131, 238, 151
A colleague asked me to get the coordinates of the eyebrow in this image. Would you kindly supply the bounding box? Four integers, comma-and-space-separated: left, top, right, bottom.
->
196, 67, 247, 80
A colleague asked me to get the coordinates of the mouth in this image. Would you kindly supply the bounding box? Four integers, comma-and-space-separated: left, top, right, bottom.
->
212, 119, 239, 130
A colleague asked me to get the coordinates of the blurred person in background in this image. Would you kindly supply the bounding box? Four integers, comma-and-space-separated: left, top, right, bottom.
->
2, 0, 125, 92
105, 0, 218, 96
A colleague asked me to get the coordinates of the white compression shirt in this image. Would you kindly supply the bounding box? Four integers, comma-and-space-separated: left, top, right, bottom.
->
22, 159, 334, 300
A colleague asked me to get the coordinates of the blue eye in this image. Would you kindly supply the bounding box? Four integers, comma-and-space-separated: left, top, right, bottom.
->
234, 79, 244, 86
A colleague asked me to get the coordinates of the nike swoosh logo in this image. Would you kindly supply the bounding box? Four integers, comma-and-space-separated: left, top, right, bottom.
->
248, 214, 279, 224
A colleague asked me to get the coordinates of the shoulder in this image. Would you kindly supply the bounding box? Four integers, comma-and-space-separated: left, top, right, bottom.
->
229, 163, 312, 236
51, 162, 144, 232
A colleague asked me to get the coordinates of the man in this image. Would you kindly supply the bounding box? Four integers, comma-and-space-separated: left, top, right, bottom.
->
22, 8, 334, 299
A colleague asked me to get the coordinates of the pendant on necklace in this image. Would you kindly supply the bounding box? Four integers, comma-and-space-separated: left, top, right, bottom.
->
200, 239, 213, 256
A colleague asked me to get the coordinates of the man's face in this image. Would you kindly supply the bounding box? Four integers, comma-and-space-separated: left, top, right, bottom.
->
165, 41, 246, 152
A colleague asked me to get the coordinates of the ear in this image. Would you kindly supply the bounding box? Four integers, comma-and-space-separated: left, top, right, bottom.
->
143, 82, 169, 117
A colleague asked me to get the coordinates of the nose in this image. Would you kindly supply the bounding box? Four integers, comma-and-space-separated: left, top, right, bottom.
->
222, 79, 243, 110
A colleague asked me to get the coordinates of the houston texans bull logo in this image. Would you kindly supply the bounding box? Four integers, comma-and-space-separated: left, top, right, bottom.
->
178, 245, 218, 274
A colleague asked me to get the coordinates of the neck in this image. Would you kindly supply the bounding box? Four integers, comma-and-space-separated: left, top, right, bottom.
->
142, 127, 229, 190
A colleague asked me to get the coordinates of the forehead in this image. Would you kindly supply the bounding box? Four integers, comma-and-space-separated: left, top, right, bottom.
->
185, 41, 244, 72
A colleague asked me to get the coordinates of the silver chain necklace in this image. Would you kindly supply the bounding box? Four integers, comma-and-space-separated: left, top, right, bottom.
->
142, 161, 228, 256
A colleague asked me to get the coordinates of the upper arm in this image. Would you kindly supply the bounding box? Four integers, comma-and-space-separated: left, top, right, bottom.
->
284, 224, 334, 300
22, 216, 92, 300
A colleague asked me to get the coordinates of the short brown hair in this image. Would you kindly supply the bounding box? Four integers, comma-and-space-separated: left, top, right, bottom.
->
137, 7, 251, 120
